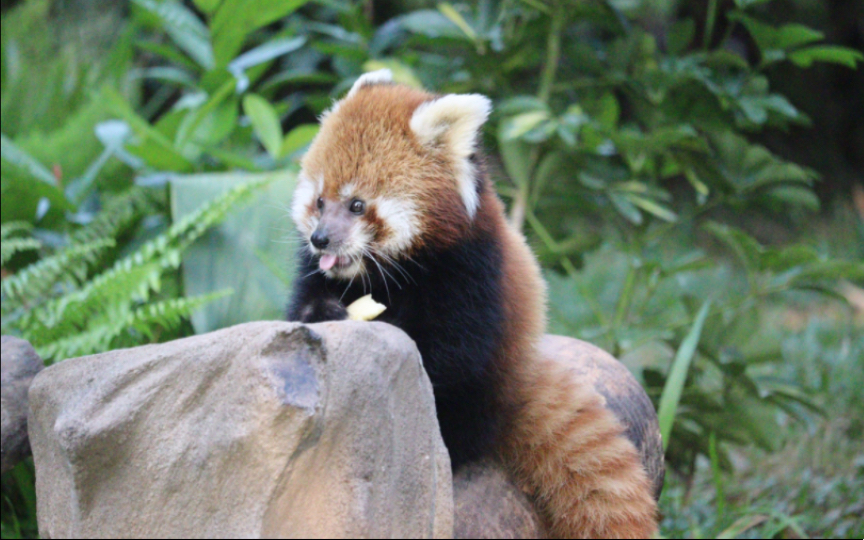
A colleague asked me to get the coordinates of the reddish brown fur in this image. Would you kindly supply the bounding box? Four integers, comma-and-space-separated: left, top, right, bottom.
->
305, 83, 659, 539
302, 86, 471, 253
487, 189, 658, 538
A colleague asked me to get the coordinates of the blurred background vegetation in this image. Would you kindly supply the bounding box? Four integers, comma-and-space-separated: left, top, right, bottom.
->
1, 0, 861, 538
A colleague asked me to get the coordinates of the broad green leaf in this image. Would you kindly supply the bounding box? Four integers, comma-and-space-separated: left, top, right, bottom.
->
626, 194, 679, 222
531, 151, 566, 205
497, 97, 549, 116
658, 300, 712, 450
171, 172, 297, 332
175, 79, 237, 151
609, 192, 643, 225
132, 0, 215, 70
522, 119, 558, 143
438, 3, 478, 41
760, 245, 820, 272
500, 111, 551, 141
280, 125, 319, 159
243, 95, 283, 160
704, 222, 764, 272
101, 86, 194, 172
498, 134, 533, 190
595, 93, 620, 130
229, 37, 307, 73
789, 46, 864, 69
135, 41, 201, 73
731, 14, 824, 54
1, 134, 58, 187
768, 186, 821, 212
192, 0, 222, 15
710, 131, 817, 192
130, 66, 198, 88
398, 10, 466, 40
64, 120, 132, 205
211, 0, 312, 66
738, 97, 768, 125
792, 261, 864, 283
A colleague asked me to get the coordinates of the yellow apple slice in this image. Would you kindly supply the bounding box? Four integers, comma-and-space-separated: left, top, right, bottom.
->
346, 294, 387, 321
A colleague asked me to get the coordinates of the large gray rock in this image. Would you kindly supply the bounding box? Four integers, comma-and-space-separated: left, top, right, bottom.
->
1, 336, 44, 474
29, 321, 453, 539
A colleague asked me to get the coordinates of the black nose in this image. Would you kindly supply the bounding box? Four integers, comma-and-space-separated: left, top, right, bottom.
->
311, 230, 330, 249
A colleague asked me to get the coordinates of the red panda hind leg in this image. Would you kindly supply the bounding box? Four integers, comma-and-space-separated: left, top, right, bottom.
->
503, 354, 659, 539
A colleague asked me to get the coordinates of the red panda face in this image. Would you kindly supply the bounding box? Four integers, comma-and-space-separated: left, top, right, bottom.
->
292, 70, 491, 281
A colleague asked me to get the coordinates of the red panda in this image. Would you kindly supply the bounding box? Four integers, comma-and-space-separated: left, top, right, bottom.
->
287, 70, 659, 539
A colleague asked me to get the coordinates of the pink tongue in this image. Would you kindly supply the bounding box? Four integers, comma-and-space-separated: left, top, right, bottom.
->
319, 254, 338, 271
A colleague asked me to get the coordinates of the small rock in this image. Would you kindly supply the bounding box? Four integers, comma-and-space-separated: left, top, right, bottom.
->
1, 336, 44, 474
454, 460, 545, 539
29, 322, 453, 539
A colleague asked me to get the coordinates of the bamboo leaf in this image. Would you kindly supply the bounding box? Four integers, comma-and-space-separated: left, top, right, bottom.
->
243, 94, 283, 160
658, 300, 713, 450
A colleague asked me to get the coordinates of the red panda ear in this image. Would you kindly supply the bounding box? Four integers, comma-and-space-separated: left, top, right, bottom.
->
410, 94, 492, 219
321, 69, 394, 122
347, 69, 393, 99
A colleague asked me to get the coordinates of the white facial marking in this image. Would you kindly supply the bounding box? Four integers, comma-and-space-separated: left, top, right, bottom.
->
409, 94, 492, 220
292, 175, 317, 232
375, 198, 419, 255
346, 69, 394, 99
339, 183, 358, 200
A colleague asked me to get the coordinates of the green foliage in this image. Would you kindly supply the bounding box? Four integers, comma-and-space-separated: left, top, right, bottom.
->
0, 223, 40, 266
2, 0, 862, 538
657, 300, 712, 450
1, 179, 269, 363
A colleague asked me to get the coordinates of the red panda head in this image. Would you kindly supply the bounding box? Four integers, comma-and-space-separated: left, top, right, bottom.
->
292, 69, 492, 280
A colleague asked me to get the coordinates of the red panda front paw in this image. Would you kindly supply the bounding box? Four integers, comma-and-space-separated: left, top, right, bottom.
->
298, 298, 349, 323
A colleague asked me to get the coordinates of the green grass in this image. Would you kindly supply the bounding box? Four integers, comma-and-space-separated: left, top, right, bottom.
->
660, 312, 863, 539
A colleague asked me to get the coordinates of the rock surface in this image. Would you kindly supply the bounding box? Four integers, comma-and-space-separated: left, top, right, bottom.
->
452, 335, 665, 539
454, 460, 546, 539
1, 336, 44, 474
29, 321, 453, 539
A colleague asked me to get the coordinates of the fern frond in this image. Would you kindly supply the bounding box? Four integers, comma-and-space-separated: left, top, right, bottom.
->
35, 313, 130, 363
1, 238, 43, 267
35, 291, 231, 362
1, 240, 114, 322
161, 177, 274, 253
16, 261, 165, 344
71, 187, 157, 246
1, 222, 33, 240
23, 178, 270, 335
9, 178, 271, 361
130, 290, 233, 339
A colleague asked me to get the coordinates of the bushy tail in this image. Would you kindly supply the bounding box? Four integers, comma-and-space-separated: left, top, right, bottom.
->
502, 353, 659, 539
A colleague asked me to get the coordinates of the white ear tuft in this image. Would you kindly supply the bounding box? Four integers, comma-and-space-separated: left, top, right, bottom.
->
410, 94, 491, 156
347, 69, 394, 99
410, 94, 492, 219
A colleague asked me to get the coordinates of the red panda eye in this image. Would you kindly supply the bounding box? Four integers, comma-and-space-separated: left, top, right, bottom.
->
350, 199, 366, 215
316, 197, 324, 210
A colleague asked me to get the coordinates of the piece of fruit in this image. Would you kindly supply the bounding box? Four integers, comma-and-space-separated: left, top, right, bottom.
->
346, 294, 387, 321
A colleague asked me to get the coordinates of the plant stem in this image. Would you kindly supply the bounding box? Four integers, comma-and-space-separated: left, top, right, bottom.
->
510, 1, 565, 230
703, 0, 719, 50
526, 209, 610, 328
538, 2, 564, 104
